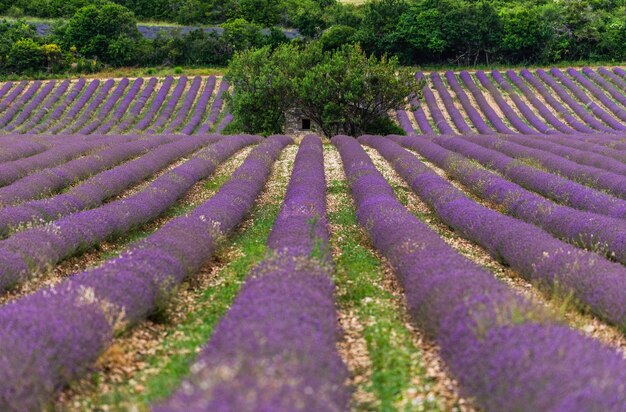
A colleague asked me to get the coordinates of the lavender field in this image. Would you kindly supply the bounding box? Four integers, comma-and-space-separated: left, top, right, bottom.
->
1, 67, 626, 411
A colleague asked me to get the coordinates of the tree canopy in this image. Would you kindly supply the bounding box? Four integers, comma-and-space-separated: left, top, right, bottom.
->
226, 42, 415, 137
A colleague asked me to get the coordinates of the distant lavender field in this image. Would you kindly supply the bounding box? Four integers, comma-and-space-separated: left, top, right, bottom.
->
30, 21, 300, 39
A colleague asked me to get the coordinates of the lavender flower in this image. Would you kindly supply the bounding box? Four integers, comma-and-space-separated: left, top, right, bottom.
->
0, 135, 289, 411
336, 134, 626, 411
157, 135, 349, 411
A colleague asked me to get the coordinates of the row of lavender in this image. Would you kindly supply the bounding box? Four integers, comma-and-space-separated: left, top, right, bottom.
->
157, 134, 626, 411
0, 76, 232, 136
338, 135, 626, 410
398, 67, 626, 136
0, 134, 288, 410
2, 131, 626, 410
156, 135, 350, 410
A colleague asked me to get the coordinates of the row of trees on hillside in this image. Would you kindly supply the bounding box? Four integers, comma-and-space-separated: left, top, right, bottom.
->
0, 4, 290, 74
2, 0, 626, 65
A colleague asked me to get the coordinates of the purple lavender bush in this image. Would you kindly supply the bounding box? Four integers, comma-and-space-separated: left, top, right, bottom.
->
181, 76, 216, 135
445, 71, 495, 134
46, 79, 101, 134
421, 134, 626, 219
0, 135, 220, 236
335, 134, 626, 411
3, 80, 55, 132
18, 80, 70, 133
504, 70, 583, 134
28, 79, 87, 135
533, 69, 618, 133
116, 77, 157, 132
368, 134, 626, 263
429, 72, 473, 134
156, 135, 350, 411
459, 71, 514, 134
0, 138, 156, 205
417, 72, 455, 134
375, 135, 626, 327
164, 76, 202, 133
458, 133, 626, 199
196, 79, 229, 134
0, 81, 42, 128
0, 135, 289, 411
474, 71, 537, 134
147, 77, 188, 134
0, 135, 261, 291
133, 76, 174, 131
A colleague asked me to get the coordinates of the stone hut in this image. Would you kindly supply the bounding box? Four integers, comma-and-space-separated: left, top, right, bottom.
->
285, 109, 318, 136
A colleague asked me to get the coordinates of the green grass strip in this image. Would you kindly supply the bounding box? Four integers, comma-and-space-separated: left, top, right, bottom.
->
326, 145, 440, 412
60, 149, 290, 411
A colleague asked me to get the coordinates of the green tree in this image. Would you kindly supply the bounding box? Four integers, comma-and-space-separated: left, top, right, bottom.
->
320, 24, 357, 51
7, 37, 44, 71
61, 2, 139, 64
227, 42, 414, 137
222, 18, 265, 51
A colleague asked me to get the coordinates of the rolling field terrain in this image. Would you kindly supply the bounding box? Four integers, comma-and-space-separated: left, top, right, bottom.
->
0, 67, 626, 411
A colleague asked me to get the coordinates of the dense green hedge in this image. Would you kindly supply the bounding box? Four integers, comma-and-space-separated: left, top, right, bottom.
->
0, 0, 625, 75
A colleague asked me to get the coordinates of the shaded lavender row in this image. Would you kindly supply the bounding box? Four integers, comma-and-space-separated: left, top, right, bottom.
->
0, 82, 12, 103
459, 71, 514, 133
158, 135, 350, 411
78, 78, 131, 134
338, 134, 626, 411
430, 72, 473, 134
496, 133, 626, 176
445, 71, 494, 134
519, 69, 599, 133
196, 79, 229, 134
61, 79, 115, 134
583, 67, 626, 108
0, 134, 278, 410
46, 79, 100, 134
505, 70, 584, 134
95, 78, 145, 135
3, 80, 55, 132
506, 132, 626, 165
0, 140, 48, 164
566, 68, 626, 123
409, 95, 435, 135
534, 69, 618, 133
474, 71, 537, 134
0, 136, 234, 291
215, 112, 234, 133
0, 133, 94, 158
27, 79, 87, 134
0, 81, 27, 114
417, 72, 455, 134
181, 76, 216, 135
164, 76, 202, 133
147, 77, 188, 134
388, 133, 626, 264
600, 67, 626, 90
115, 77, 157, 132
459, 134, 626, 199
615, 67, 626, 80
488, 70, 555, 134
17, 80, 70, 133
0, 135, 219, 237
0, 81, 41, 128
0, 133, 138, 188
396, 110, 416, 135
386, 134, 626, 326
133, 76, 174, 131
0, 134, 162, 206
424, 134, 626, 218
